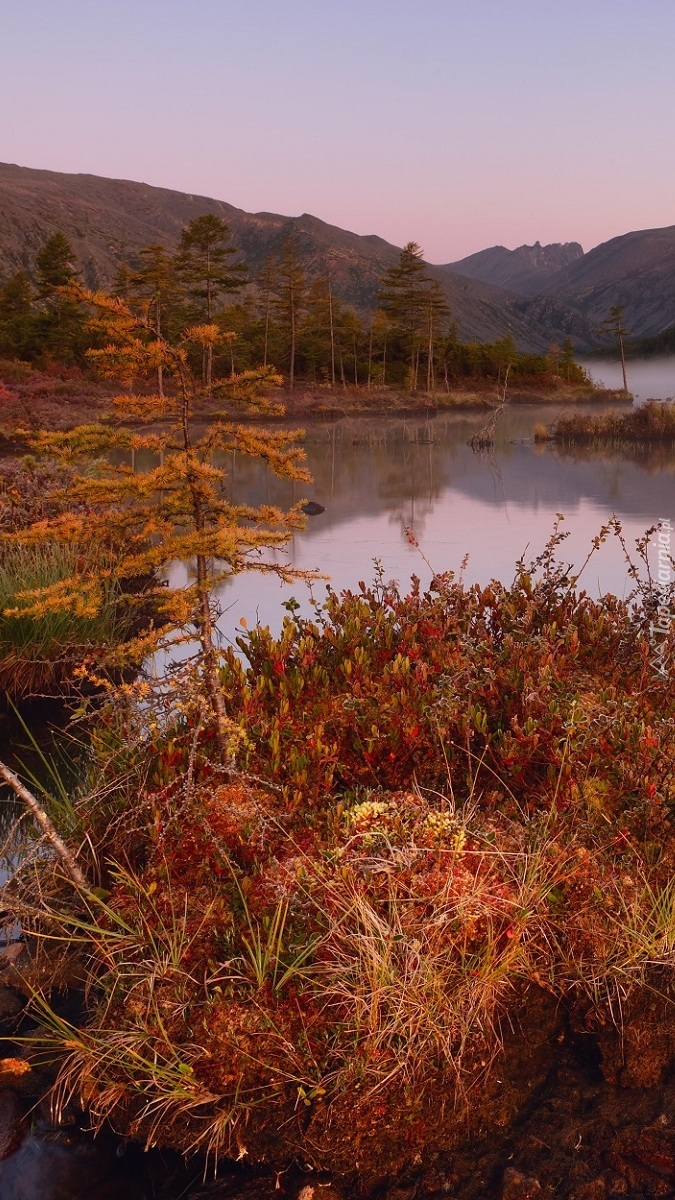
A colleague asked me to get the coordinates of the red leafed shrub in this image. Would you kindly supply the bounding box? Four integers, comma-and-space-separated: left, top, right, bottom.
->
14, 535, 675, 1170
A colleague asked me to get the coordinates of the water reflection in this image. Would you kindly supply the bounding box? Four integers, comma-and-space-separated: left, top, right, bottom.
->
161, 403, 675, 640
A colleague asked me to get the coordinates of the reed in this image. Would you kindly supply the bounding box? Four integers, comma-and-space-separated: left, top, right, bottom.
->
550, 399, 675, 444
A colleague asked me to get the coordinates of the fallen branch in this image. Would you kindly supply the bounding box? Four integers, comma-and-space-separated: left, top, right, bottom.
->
0, 760, 88, 889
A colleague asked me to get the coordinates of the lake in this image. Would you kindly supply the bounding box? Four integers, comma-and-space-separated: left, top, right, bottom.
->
164, 399, 675, 647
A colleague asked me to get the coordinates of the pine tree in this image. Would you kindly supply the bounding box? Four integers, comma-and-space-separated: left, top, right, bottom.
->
128, 245, 177, 396
0, 271, 35, 359
271, 238, 307, 390
34, 233, 87, 363
256, 256, 277, 370
598, 305, 630, 393
560, 337, 578, 383
35, 233, 80, 295
423, 280, 451, 393
303, 277, 346, 386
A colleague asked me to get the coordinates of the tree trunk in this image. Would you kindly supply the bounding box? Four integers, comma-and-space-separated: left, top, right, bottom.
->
289, 289, 296, 391
619, 333, 628, 392
263, 294, 270, 369
328, 279, 336, 388
155, 297, 164, 398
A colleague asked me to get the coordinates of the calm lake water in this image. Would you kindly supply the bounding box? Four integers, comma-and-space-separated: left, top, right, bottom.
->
165, 398, 675, 647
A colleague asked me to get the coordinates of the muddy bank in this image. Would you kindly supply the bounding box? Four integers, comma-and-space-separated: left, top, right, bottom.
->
2, 981, 675, 1199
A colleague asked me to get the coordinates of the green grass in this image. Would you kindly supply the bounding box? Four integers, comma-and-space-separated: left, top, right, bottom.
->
0, 541, 134, 699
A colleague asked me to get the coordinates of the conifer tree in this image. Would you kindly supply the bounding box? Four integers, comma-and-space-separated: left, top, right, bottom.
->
175, 215, 247, 389
560, 337, 577, 383
36, 233, 80, 295
0, 271, 35, 359
598, 304, 630, 393
423, 280, 451, 392
367, 309, 393, 387
128, 245, 177, 396
378, 242, 434, 391
18, 287, 310, 753
272, 238, 307, 390
34, 233, 87, 363
303, 277, 347, 387
256, 255, 277, 370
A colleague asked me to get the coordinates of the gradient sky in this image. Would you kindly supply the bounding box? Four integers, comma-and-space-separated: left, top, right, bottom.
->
3, 0, 674, 262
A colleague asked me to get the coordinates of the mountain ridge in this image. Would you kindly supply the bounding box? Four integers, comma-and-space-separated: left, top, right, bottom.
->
449, 241, 585, 295
2, 162, 674, 350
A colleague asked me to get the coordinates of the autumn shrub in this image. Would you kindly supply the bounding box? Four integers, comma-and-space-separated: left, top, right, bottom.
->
6, 527, 675, 1168
0, 457, 78, 533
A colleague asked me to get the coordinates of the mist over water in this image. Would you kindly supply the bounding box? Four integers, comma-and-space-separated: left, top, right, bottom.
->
583, 355, 675, 402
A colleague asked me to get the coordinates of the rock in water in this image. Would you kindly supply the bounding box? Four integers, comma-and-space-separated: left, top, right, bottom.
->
301, 501, 325, 516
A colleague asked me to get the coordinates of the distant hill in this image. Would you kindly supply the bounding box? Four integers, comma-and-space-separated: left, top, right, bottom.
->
537, 226, 675, 338
0, 162, 593, 353
439, 227, 675, 346
449, 241, 585, 295
4, 164, 675, 353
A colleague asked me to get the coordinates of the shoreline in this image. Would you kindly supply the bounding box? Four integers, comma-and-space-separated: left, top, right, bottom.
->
0, 363, 632, 440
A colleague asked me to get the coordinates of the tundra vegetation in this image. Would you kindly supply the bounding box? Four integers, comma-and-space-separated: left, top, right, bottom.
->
541, 399, 675, 446
1, 518, 674, 1177
0, 221, 673, 1187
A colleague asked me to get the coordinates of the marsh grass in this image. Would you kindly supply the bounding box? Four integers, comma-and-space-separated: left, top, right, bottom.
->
549, 398, 675, 444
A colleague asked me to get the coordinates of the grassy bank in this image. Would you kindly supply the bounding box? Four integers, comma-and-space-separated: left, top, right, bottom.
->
3, 526, 674, 1179
246, 381, 629, 420
0, 458, 150, 702
541, 399, 675, 446
0, 361, 629, 435
0, 541, 137, 701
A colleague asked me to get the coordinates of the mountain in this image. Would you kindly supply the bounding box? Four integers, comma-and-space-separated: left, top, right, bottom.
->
444, 226, 675, 343
449, 241, 585, 295
537, 226, 675, 337
0, 162, 592, 353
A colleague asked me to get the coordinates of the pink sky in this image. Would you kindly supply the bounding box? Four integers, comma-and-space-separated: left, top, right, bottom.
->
3, 0, 674, 262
